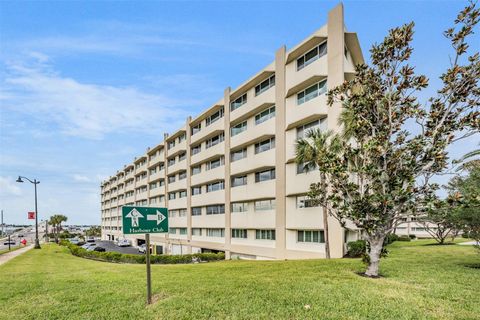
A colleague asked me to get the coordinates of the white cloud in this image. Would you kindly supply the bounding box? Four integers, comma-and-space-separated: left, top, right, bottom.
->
72, 174, 91, 183
1, 58, 190, 139
0, 176, 22, 197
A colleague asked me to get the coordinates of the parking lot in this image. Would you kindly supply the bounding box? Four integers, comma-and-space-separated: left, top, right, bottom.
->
92, 240, 141, 255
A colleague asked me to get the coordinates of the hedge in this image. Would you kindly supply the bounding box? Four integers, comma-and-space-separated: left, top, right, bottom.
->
59, 240, 225, 264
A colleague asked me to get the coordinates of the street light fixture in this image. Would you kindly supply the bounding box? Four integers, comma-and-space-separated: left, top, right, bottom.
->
16, 176, 41, 249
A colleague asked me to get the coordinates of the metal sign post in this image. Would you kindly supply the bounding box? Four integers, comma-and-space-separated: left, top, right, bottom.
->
146, 233, 152, 304
122, 206, 168, 305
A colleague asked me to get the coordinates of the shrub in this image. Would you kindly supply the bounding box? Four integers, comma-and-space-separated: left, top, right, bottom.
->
397, 235, 411, 241
59, 242, 224, 265
346, 240, 367, 258
384, 234, 399, 245
409, 234, 416, 240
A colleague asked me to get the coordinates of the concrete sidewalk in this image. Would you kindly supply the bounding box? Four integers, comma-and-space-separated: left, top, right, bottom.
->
0, 245, 34, 266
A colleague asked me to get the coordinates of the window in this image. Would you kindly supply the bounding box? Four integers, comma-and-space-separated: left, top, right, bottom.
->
191, 207, 202, 216
169, 228, 177, 234
179, 228, 187, 235
159, 163, 165, 171
232, 202, 248, 213
255, 106, 275, 125
297, 230, 325, 243
206, 107, 224, 126
191, 123, 201, 135
206, 181, 225, 192
178, 209, 187, 217
167, 158, 176, 167
178, 152, 186, 162
179, 190, 187, 198
149, 167, 157, 175
230, 93, 247, 111
206, 204, 225, 215
255, 75, 275, 96
169, 210, 177, 218
232, 229, 248, 239
206, 133, 224, 149
297, 41, 328, 71
255, 229, 275, 240
178, 133, 186, 143
192, 228, 202, 236
192, 186, 202, 195
296, 119, 326, 139
168, 140, 175, 149
231, 175, 247, 187
191, 144, 201, 155
254, 199, 275, 211
168, 192, 176, 200
206, 157, 224, 170
168, 175, 176, 184
206, 228, 225, 237
255, 169, 275, 182
231, 121, 247, 136
191, 165, 201, 175
159, 179, 165, 186
179, 171, 187, 180
297, 80, 327, 105
149, 182, 157, 189
255, 138, 275, 154
159, 195, 165, 202
149, 197, 157, 204
296, 196, 319, 208
231, 148, 247, 162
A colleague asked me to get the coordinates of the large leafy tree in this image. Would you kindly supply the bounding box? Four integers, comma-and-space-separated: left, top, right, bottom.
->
296, 2, 479, 277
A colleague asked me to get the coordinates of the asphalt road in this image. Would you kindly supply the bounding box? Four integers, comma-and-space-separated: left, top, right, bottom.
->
93, 240, 141, 255
0, 227, 41, 251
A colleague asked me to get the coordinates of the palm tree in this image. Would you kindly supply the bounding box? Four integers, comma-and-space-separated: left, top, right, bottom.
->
456, 143, 480, 171
48, 214, 68, 243
295, 129, 343, 259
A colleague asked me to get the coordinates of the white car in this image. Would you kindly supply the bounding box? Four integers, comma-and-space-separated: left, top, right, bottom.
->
117, 239, 131, 247
138, 244, 147, 254
81, 243, 96, 250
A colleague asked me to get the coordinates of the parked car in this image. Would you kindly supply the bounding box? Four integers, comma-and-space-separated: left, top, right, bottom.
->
117, 239, 132, 247
17, 234, 24, 238
93, 246, 106, 252
138, 244, 147, 254
69, 238, 80, 245
3, 240, 15, 245
81, 243, 96, 250
86, 236, 95, 243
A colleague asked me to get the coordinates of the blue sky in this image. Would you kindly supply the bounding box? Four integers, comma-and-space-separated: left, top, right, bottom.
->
0, 1, 478, 225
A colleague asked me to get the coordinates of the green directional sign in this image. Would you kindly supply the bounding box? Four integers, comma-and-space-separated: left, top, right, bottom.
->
122, 206, 168, 235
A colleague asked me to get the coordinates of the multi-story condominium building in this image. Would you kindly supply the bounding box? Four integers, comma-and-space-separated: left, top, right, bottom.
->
100, 4, 365, 259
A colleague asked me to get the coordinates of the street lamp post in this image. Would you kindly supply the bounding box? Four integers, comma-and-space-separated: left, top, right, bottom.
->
16, 176, 41, 249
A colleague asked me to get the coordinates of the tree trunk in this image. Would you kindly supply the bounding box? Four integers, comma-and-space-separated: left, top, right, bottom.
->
365, 236, 385, 277
323, 206, 330, 259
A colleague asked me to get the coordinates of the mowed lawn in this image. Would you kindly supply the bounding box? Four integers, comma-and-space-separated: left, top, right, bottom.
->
0, 241, 478, 320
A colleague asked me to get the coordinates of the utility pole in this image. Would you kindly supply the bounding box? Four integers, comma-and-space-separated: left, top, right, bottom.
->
1, 210, 3, 237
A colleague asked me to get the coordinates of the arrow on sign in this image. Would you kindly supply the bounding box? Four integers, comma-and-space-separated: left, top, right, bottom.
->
147, 210, 166, 225
125, 208, 144, 227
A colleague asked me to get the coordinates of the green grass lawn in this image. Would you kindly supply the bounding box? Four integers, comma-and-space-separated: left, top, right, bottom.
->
0, 240, 478, 320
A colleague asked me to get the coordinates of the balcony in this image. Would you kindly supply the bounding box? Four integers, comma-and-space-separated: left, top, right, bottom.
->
285, 54, 327, 95
191, 214, 225, 228
167, 197, 187, 210
168, 179, 187, 192
230, 147, 275, 176
167, 139, 187, 158
231, 210, 275, 229
285, 196, 324, 229
285, 93, 328, 133
167, 159, 187, 175
190, 116, 224, 145
230, 178, 275, 202
191, 190, 225, 207
148, 187, 164, 198
191, 141, 224, 166
230, 117, 275, 150
285, 163, 320, 196
230, 86, 275, 123
191, 165, 223, 186
169, 216, 187, 228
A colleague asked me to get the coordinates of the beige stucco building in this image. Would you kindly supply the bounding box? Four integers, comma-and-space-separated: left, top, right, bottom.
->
100, 4, 365, 259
